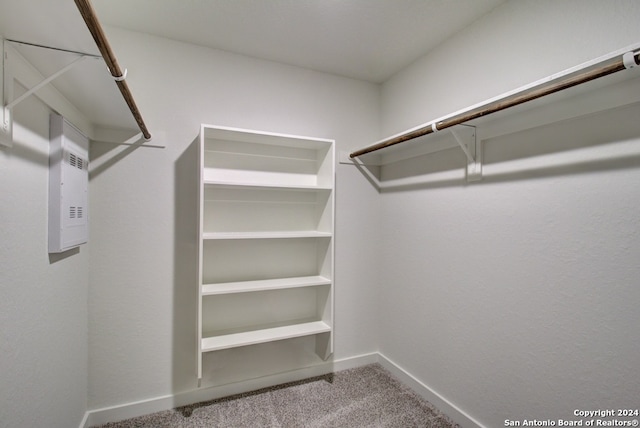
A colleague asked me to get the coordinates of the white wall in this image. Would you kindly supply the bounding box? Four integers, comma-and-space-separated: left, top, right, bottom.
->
382, 0, 640, 137
87, 27, 381, 409
0, 86, 89, 426
378, 1, 640, 427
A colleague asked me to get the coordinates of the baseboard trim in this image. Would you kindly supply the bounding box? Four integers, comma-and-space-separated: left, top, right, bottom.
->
81, 352, 483, 428
376, 353, 485, 428
81, 352, 378, 427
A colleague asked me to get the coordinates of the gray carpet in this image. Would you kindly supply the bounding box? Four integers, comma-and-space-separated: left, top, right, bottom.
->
93, 364, 460, 428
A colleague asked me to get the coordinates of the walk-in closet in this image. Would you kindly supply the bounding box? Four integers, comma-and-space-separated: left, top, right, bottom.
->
1, 1, 639, 427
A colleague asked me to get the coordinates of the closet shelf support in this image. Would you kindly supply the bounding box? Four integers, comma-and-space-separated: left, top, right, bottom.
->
1, 42, 98, 147
451, 125, 481, 182
5, 56, 89, 111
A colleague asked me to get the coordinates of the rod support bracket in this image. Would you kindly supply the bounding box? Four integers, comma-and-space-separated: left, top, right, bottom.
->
450, 125, 482, 182
112, 68, 127, 81
623, 51, 638, 69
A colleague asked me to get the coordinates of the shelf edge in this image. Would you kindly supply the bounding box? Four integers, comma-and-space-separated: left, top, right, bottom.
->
201, 321, 331, 352
202, 276, 331, 295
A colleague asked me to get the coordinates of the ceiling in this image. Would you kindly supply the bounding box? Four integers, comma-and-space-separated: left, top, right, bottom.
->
0, 0, 505, 131
92, 0, 505, 83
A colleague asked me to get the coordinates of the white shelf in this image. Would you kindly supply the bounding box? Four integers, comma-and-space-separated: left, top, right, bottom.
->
201, 321, 331, 352
202, 275, 331, 295
202, 231, 332, 240
201, 124, 333, 149
203, 179, 332, 191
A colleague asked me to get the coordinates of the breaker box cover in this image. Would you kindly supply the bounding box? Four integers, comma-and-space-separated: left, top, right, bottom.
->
48, 114, 89, 253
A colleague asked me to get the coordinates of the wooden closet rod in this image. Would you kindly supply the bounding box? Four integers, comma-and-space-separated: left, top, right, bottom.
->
350, 50, 640, 159
74, 0, 152, 140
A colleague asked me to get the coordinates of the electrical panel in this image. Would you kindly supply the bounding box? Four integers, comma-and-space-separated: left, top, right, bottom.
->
48, 114, 89, 253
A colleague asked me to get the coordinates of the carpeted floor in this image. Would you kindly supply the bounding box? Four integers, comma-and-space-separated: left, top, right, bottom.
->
93, 363, 459, 427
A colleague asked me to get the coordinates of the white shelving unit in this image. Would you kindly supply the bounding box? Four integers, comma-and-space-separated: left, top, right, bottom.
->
197, 124, 335, 381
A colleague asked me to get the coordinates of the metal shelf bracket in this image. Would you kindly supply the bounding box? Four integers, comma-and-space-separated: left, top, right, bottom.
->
450, 124, 482, 182
1, 39, 94, 147
1, 40, 11, 147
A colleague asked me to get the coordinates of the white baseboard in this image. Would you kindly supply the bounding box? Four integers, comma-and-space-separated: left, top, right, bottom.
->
376, 353, 485, 428
80, 352, 483, 428
80, 352, 378, 428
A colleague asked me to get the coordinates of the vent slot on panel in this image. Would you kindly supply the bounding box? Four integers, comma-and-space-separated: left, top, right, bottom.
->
66, 151, 87, 170
68, 206, 84, 219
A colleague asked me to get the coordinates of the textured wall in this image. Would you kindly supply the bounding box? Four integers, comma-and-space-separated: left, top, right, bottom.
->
381, 0, 640, 137
378, 1, 640, 427
0, 85, 89, 426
